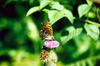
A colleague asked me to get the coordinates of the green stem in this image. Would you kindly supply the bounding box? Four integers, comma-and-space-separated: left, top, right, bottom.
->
96, 8, 100, 22
85, 20, 100, 27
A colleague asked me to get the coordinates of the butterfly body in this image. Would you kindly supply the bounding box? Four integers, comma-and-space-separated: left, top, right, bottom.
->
40, 22, 54, 40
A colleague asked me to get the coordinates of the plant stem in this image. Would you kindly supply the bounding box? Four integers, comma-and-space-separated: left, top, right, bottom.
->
96, 8, 100, 22
86, 20, 100, 27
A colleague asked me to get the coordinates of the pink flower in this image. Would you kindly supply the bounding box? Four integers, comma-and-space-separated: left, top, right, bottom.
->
44, 40, 59, 49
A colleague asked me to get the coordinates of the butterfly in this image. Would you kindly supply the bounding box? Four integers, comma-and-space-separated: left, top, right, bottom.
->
40, 22, 54, 40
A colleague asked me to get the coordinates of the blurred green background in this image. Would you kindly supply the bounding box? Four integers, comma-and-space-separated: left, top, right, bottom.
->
0, 0, 100, 66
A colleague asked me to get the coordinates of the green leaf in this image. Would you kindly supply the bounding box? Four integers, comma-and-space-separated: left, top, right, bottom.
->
64, 9, 75, 23
49, 10, 64, 25
65, 55, 100, 66
61, 26, 83, 44
49, 1, 64, 10
86, 0, 93, 6
73, 34, 91, 56
26, 6, 40, 16
78, 4, 91, 18
43, 9, 75, 24
40, 0, 52, 9
29, 0, 35, 5
84, 23, 99, 40
43, 9, 64, 25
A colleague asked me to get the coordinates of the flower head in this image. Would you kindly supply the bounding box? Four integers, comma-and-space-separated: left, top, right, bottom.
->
44, 40, 59, 49
40, 49, 49, 62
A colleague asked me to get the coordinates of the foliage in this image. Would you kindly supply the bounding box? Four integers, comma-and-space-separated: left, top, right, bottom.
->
0, 0, 100, 66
